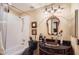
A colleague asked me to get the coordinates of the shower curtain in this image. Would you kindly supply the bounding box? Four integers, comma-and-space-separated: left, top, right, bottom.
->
0, 4, 30, 54
0, 32, 5, 54
5, 14, 30, 55
0, 4, 7, 54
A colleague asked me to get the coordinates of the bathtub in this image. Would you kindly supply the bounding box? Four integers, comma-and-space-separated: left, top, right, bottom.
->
5, 45, 27, 55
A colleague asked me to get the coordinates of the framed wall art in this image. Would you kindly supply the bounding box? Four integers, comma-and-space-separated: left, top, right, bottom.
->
31, 22, 37, 28
32, 29, 37, 35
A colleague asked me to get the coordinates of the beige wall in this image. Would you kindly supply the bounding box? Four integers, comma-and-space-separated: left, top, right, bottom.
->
20, 3, 79, 41
21, 3, 75, 41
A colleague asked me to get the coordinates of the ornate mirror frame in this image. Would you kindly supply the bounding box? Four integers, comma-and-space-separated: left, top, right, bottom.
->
46, 15, 60, 35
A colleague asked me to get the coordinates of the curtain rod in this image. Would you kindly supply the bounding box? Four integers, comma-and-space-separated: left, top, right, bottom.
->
7, 3, 25, 14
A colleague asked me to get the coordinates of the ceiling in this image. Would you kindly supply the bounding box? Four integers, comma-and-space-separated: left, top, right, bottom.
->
9, 3, 51, 14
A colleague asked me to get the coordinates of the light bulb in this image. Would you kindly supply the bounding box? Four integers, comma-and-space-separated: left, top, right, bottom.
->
57, 9, 61, 13
8, 3, 12, 5
44, 11, 48, 15
51, 10, 54, 13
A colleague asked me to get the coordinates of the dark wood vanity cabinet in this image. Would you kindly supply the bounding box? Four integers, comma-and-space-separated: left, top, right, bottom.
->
62, 40, 71, 46
39, 39, 74, 55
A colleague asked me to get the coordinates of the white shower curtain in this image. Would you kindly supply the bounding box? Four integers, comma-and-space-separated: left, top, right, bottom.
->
5, 13, 30, 54
0, 5, 7, 55
0, 32, 5, 54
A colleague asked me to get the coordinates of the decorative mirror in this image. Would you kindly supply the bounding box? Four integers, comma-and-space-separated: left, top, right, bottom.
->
46, 15, 60, 35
